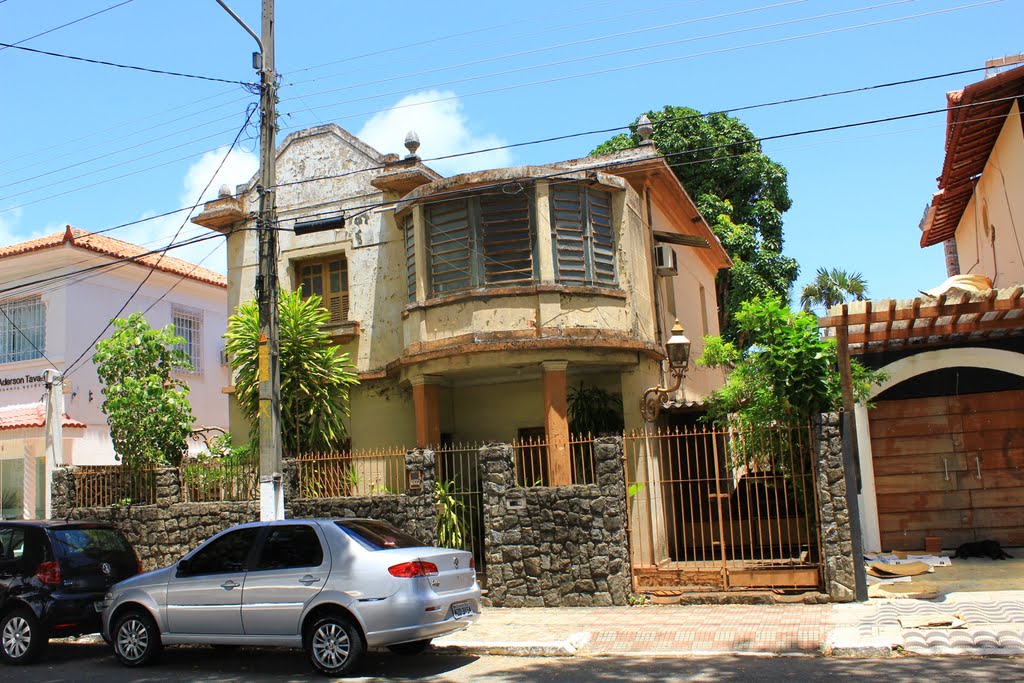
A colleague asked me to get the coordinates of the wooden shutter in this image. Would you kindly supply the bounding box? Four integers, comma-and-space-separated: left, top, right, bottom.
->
550, 185, 587, 285
402, 212, 416, 301
479, 192, 533, 285
588, 188, 616, 285
326, 258, 349, 323
425, 199, 473, 295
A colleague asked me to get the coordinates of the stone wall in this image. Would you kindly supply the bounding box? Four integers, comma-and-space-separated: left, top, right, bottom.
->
813, 413, 857, 602
480, 438, 632, 607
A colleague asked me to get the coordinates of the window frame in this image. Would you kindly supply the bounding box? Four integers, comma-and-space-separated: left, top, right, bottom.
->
0, 296, 46, 365
297, 254, 350, 325
550, 183, 618, 288
171, 305, 203, 374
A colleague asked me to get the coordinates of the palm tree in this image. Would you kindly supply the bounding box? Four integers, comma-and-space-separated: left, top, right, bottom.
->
800, 267, 868, 312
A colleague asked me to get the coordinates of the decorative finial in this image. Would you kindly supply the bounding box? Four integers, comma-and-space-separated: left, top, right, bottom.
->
218, 184, 232, 198
404, 130, 421, 159
637, 114, 654, 145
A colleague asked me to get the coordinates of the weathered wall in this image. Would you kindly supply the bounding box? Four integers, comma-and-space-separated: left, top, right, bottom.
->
814, 413, 857, 602
480, 438, 632, 607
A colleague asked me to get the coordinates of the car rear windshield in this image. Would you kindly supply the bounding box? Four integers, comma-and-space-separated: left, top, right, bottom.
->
49, 527, 135, 565
335, 520, 423, 551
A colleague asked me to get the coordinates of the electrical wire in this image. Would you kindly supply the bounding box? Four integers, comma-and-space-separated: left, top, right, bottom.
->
0, 0, 135, 51
0, 41, 256, 86
0, 301, 57, 368
63, 105, 257, 378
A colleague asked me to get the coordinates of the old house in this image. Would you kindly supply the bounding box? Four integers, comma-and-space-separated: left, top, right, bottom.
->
193, 124, 731, 481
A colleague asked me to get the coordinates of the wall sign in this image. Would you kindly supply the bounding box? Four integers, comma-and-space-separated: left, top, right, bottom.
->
0, 372, 46, 391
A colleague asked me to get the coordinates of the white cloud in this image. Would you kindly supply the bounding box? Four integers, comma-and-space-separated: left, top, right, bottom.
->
357, 91, 511, 176
118, 146, 258, 275
0, 207, 52, 247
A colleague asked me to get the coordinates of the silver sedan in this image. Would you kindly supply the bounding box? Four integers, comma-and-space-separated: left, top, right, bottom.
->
98, 518, 481, 677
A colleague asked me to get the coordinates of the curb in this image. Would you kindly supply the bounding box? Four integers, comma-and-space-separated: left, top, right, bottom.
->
433, 631, 590, 657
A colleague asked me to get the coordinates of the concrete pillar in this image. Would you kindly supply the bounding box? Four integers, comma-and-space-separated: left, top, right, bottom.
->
411, 375, 442, 448
542, 360, 571, 486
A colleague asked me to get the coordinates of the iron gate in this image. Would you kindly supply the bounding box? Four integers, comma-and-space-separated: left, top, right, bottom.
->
624, 421, 822, 591
434, 443, 486, 577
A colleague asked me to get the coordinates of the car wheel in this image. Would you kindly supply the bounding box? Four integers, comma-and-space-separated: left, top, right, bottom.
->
387, 638, 432, 655
305, 614, 365, 677
112, 609, 162, 667
0, 608, 47, 664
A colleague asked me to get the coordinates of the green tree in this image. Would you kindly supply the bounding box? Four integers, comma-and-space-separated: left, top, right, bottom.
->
93, 313, 195, 467
592, 106, 799, 340
697, 296, 884, 428
800, 267, 868, 313
224, 290, 359, 454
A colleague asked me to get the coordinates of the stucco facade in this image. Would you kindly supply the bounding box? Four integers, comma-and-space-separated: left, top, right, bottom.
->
195, 125, 730, 460
952, 100, 1024, 286
0, 228, 230, 518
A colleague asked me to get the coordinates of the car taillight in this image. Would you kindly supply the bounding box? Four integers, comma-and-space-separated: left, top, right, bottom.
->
135, 553, 144, 575
388, 561, 439, 578
469, 556, 475, 569
36, 560, 62, 586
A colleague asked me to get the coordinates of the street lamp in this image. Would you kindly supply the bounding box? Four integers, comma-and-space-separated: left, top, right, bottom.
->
640, 320, 691, 422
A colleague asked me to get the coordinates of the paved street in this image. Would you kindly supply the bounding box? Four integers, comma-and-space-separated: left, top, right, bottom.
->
17, 641, 1024, 682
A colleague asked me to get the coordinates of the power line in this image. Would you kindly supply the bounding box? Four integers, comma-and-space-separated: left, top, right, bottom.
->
0, 0, 135, 51
0, 40, 256, 86
64, 106, 257, 378
282, 0, 1001, 127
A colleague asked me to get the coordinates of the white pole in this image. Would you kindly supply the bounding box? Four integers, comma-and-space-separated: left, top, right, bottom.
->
43, 369, 64, 519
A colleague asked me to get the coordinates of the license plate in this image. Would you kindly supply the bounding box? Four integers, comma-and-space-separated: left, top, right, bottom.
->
451, 601, 473, 618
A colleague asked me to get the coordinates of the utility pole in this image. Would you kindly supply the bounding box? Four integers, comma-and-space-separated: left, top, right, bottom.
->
42, 369, 65, 519
255, 0, 283, 521
216, 0, 282, 520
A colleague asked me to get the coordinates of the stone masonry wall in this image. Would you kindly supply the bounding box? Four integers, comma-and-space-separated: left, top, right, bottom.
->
813, 413, 857, 602
481, 438, 631, 607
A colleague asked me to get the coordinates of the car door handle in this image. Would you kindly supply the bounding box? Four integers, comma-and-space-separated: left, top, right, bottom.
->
221, 580, 240, 590
299, 575, 321, 585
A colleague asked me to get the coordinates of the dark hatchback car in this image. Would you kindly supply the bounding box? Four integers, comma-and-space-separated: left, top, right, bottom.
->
0, 520, 140, 664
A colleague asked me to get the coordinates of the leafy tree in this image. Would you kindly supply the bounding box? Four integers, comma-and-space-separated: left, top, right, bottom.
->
592, 106, 799, 340
800, 267, 868, 313
93, 313, 195, 467
567, 382, 624, 436
697, 296, 884, 428
225, 290, 359, 454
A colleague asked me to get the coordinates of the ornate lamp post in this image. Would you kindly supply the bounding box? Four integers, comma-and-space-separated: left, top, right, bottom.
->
640, 320, 691, 422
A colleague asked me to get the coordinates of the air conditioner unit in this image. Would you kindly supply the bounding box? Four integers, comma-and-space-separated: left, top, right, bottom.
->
654, 244, 678, 276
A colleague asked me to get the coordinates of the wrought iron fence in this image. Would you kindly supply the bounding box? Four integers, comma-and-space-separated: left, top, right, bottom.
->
433, 442, 485, 572
624, 421, 821, 591
74, 466, 157, 507
179, 454, 258, 502
510, 433, 599, 487
294, 447, 408, 499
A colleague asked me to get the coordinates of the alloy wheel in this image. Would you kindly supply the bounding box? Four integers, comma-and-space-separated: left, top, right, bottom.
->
312, 622, 351, 669
2, 616, 31, 659
116, 617, 150, 662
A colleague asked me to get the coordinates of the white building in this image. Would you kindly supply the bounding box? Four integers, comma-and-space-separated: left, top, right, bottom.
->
0, 226, 230, 518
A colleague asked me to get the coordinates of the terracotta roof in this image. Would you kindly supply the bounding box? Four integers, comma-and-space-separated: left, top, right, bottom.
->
0, 226, 226, 288
0, 403, 87, 431
920, 65, 1024, 247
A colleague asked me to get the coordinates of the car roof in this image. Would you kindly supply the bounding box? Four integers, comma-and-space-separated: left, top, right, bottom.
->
0, 519, 117, 529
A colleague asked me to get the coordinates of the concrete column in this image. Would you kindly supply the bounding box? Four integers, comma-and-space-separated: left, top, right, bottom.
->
542, 360, 571, 486
411, 375, 442, 448
534, 182, 555, 283
854, 402, 882, 553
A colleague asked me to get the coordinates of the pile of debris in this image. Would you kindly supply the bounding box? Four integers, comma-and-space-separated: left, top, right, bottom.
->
864, 552, 952, 599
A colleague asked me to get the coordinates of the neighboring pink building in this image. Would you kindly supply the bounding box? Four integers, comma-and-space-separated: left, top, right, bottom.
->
0, 226, 229, 518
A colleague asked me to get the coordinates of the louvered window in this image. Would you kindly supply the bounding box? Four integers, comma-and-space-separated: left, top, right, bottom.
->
402, 212, 416, 301
550, 184, 617, 287
0, 296, 45, 364
299, 256, 349, 324
422, 191, 533, 297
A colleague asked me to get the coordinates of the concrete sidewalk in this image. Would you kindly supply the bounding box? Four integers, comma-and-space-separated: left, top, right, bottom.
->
433, 592, 1024, 658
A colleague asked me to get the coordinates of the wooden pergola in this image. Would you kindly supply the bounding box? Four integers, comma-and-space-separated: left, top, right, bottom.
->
818, 286, 1024, 355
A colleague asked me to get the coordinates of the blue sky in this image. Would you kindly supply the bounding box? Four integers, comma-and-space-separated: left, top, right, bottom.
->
1, 0, 1020, 309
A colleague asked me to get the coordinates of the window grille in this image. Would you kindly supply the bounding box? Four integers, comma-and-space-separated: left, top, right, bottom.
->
172, 306, 202, 373
0, 296, 45, 364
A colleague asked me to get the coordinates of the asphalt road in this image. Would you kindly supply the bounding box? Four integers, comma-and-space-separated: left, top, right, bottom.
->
13, 640, 1024, 682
